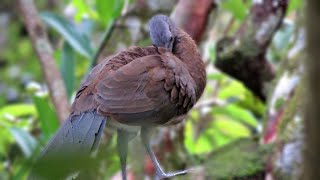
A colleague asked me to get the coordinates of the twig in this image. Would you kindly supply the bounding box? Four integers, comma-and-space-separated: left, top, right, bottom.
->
91, 20, 116, 68
17, 0, 70, 122
223, 17, 235, 36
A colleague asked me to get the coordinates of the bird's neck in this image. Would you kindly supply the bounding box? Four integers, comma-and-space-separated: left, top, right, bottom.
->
173, 29, 206, 99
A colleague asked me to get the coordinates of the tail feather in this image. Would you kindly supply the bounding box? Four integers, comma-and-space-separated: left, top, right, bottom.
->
28, 110, 106, 179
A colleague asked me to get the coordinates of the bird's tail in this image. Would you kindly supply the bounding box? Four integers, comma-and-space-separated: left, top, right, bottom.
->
28, 110, 107, 180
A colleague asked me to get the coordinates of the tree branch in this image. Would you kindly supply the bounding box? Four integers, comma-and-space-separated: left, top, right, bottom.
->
17, 0, 70, 122
91, 20, 116, 68
171, 0, 216, 43
215, 0, 288, 101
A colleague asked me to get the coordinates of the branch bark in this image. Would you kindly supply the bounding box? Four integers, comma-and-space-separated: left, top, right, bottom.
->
215, 0, 288, 101
17, 0, 70, 122
171, 0, 216, 43
304, 0, 320, 178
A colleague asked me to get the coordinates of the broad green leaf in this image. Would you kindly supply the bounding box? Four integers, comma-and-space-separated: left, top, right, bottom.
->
221, 0, 249, 21
185, 112, 252, 154
40, 12, 94, 59
184, 120, 215, 154
60, 42, 75, 99
32, 96, 59, 140
218, 80, 246, 100
214, 118, 250, 137
213, 105, 258, 127
0, 104, 36, 120
10, 127, 37, 158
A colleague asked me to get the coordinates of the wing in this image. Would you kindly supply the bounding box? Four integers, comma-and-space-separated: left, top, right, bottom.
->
95, 53, 197, 125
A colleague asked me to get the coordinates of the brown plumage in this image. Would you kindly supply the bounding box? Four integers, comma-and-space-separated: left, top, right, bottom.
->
73, 30, 205, 126
29, 15, 206, 180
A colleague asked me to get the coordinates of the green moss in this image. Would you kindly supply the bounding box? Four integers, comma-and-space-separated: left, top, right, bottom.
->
204, 138, 271, 179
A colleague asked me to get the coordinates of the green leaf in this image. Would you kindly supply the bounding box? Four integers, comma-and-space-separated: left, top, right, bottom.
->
208, 73, 224, 81
10, 127, 38, 158
214, 118, 250, 137
60, 42, 75, 99
32, 95, 59, 140
0, 104, 36, 120
96, 0, 124, 25
288, 0, 302, 14
218, 79, 247, 100
221, 0, 249, 20
213, 105, 258, 128
71, 0, 98, 21
40, 12, 94, 59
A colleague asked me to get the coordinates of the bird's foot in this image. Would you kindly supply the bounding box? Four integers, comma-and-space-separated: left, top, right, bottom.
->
154, 169, 188, 180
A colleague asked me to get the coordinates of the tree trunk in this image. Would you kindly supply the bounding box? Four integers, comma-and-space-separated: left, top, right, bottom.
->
304, 0, 320, 179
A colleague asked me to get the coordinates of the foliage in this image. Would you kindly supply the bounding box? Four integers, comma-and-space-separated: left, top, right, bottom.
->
0, 0, 303, 179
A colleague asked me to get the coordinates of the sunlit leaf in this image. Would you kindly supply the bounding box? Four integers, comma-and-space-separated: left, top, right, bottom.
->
0, 104, 36, 120
71, 0, 98, 21
60, 42, 75, 99
218, 79, 246, 100
288, 0, 302, 14
214, 118, 250, 137
184, 120, 215, 154
213, 105, 258, 128
40, 12, 94, 59
10, 127, 38, 158
208, 73, 224, 81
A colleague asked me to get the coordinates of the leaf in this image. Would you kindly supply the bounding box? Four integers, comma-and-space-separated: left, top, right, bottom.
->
10, 127, 37, 158
288, 0, 302, 14
218, 79, 247, 100
71, 0, 98, 21
213, 105, 258, 128
214, 118, 250, 137
0, 104, 36, 120
96, 0, 125, 25
32, 95, 59, 140
60, 42, 75, 99
40, 12, 94, 59
208, 73, 224, 81
221, 0, 249, 21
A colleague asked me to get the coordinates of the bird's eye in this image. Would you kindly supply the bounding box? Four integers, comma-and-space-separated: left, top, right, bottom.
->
169, 36, 173, 42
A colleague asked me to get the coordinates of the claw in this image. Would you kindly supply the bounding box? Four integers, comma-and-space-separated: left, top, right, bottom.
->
154, 169, 188, 180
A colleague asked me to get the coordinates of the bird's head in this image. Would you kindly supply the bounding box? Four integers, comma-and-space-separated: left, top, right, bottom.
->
149, 14, 176, 52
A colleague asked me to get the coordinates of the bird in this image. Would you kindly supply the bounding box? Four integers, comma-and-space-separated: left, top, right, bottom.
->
29, 14, 206, 180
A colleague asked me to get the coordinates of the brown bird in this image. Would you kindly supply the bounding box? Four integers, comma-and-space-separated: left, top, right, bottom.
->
29, 14, 206, 180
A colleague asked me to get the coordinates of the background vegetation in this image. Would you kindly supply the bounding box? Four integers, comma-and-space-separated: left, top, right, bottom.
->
0, 0, 305, 179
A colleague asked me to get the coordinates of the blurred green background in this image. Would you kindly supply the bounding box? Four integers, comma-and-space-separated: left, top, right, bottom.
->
0, 0, 303, 179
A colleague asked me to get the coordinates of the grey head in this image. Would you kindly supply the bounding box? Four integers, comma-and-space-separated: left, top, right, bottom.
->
149, 14, 177, 52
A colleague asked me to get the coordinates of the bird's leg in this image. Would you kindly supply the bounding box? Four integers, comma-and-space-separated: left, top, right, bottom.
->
140, 126, 188, 180
117, 129, 132, 180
